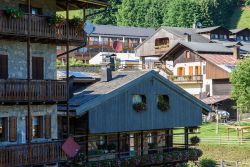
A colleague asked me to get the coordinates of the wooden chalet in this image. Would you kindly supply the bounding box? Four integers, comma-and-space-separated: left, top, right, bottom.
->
196, 26, 231, 41
0, 0, 109, 166
159, 41, 238, 118
230, 28, 250, 42
58, 70, 211, 166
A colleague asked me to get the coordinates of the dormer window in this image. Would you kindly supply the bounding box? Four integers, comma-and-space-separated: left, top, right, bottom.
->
132, 95, 146, 112
157, 95, 170, 112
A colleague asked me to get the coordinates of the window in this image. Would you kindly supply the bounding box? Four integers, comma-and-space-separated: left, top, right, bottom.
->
0, 55, 8, 79
246, 36, 249, 41
155, 38, 170, 48
214, 34, 218, 39
157, 95, 170, 112
195, 66, 201, 75
211, 34, 215, 39
19, 4, 42, 15
224, 35, 227, 40
132, 95, 146, 112
32, 116, 43, 138
0, 117, 17, 142
0, 118, 8, 141
185, 50, 191, 59
177, 67, 185, 76
240, 36, 244, 41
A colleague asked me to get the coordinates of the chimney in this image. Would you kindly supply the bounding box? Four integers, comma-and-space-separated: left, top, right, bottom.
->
233, 45, 240, 59
184, 33, 191, 42
101, 62, 112, 82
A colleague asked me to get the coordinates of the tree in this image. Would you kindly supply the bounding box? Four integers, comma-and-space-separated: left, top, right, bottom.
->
230, 57, 250, 113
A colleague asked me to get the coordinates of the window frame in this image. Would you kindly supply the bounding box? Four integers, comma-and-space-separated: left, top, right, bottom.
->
0, 117, 8, 142
132, 94, 147, 112
157, 95, 170, 112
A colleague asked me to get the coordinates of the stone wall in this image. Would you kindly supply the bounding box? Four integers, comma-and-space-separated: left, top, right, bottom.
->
0, 0, 57, 15
0, 104, 58, 145
0, 40, 56, 79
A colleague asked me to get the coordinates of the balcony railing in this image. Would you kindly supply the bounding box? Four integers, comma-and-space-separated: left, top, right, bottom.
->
170, 75, 203, 82
0, 80, 67, 102
87, 41, 139, 50
0, 141, 66, 166
155, 44, 169, 54
0, 13, 84, 43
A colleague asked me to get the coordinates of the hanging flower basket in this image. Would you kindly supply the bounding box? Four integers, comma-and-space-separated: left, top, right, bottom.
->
5, 7, 24, 19
48, 14, 65, 26
69, 16, 84, 29
133, 102, 146, 112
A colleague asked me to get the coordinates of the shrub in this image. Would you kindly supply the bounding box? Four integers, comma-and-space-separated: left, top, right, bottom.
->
48, 14, 65, 26
190, 136, 200, 145
5, 7, 24, 19
246, 0, 250, 6
200, 158, 217, 167
69, 16, 83, 29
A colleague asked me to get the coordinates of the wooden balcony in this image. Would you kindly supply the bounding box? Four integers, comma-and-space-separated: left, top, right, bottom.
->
0, 13, 85, 44
170, 75, 203, 83
86, 41, 139, 50
0, 80, 67, 103
0, 141, 66, 166
155, 44, 170, 54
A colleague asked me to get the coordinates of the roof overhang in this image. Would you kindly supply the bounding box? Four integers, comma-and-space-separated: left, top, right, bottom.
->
56, 0, 110, 10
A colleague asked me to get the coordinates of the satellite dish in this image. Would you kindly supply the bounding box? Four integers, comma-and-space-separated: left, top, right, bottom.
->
84, 20, 95, 35
197, 22, 202, 28
112, 40, 123, 52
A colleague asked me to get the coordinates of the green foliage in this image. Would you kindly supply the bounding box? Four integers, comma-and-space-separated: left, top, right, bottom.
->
246, 0, 250, 6
190, 136, 200, 145
5, 7, 24, 19
230, 57, 250, 112
48, 14, 65, 26
69, 16, 83, 29
200, 158, 217, 167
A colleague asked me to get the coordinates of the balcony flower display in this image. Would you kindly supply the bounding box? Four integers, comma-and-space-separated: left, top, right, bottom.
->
69, 16, 83, 29
48, 14, 65, 26
157, 95, 170, 112
5, 7, 24, 19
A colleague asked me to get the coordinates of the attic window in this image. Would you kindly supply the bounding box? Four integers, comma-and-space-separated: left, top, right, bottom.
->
155, 38, 169, 48
185, 51, 191, 59
157, 95, 170, 112
132, 95, 146, 112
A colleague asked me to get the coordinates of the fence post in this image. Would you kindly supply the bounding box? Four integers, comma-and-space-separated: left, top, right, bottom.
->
220, 160, 224, 167
235, 161, 238, 167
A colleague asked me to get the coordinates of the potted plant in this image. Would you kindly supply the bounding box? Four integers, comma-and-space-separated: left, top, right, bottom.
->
69, 16, 83, 29
107, 143, 116, 153
190, 136, 200, 145
133, 102, 146, 112
157, 95, 169, 112
48, 14, 65, 26
5, 7, 24, 19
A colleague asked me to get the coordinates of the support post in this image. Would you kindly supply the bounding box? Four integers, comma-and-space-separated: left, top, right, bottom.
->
117, 132, 120, 158
140, 131, 143, 156
66, 0, 70, 138
184, 127, 189, 150
85, 132, 89, 162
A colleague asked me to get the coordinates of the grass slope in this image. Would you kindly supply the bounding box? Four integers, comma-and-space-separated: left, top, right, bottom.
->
228, 6, 250, 29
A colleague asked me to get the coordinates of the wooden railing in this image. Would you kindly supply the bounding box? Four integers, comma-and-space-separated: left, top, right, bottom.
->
155, 44, 170, 54
86, 41, 139, 50
0, 141, 66, 166
170, 75, 203, 82
0, 13, 84, 42
0, 80, 67, 102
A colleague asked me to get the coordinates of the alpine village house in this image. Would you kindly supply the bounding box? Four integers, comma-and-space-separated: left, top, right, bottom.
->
0, 1, 212, 167
0, 0, 109, 166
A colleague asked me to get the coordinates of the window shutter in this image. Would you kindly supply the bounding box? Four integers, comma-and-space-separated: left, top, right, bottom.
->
0, 55, 8, 79
38, 116, 44, 138
26, 117, 32, 140
9, 117, 17, 142
32, 57, 44, 80
45, 115, 51, 139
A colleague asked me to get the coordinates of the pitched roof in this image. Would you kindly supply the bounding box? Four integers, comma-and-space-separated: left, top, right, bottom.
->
196, 26, 230, 34
202, 95, 230, 105
162, 27, 210, 43
92, 24, 155, 38
60, 71, 211, 115
230, 28, 250, 34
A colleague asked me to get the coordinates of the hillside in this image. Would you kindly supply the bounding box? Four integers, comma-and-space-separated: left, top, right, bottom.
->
228, 6, 250, 29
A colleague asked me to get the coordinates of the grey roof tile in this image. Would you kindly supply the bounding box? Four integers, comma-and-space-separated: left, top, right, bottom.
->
92, 24, 155, 37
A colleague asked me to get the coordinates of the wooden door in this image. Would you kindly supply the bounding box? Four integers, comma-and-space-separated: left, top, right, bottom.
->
0, 55, 8, 79
32, 57, 44, 80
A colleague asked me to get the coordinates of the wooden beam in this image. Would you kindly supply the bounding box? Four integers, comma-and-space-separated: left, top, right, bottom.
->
140, 131, 143, 156
185, 127, 189, 150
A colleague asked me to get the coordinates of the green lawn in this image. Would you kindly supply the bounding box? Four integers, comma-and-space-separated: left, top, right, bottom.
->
228, 6, 250, 29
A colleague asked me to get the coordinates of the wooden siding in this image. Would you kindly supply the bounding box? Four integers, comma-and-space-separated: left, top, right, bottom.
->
206, 62, 229, 79
173, 47, 201, 66
136, 28, 182, 57
212, 79, 231, 96
89, 76, 202, 134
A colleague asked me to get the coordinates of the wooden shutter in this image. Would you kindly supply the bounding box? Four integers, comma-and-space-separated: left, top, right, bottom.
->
32, 57, 44, 80
26, 117, 32, 140
9, 117, 17, 142
0, 55, 8, 79
45, 115, 51, 139
189, 66, 193, 76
